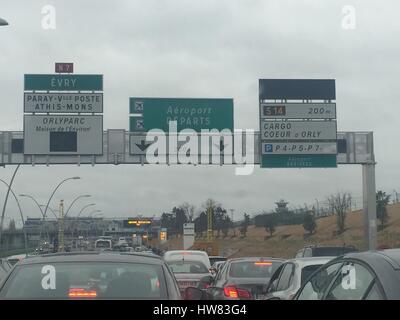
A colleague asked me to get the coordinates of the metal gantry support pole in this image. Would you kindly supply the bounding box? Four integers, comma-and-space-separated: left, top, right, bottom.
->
362, 161, 377, 250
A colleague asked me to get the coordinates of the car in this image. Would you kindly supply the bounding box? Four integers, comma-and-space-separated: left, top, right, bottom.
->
294, 249, 400, 300
0, 251, 185, 300
209, 256, 227, 266
200, 257, 284, 300
163, 250, 211, 269
261, 257, 334, 300
295, 245, 358, 258
166, 256, 211, 294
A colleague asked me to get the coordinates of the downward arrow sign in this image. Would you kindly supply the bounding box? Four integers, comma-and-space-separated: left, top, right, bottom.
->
214, 141, 229, 152
135, 140, 152, 151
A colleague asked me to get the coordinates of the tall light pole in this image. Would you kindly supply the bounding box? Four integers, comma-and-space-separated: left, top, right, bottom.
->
88, 210, 102, 218
77, 203, 96, 217
39, 205, 59, 219
64, 194, 91, 217
0, 179, 28, 255
0, 18, 8, 26
43, 177, 80, 222
19, 194, 45, 219
0, 165, 20, 249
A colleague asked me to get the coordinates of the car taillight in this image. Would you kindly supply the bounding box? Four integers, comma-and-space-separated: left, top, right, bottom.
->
254, 262, 272, 266
223, 286, 251, 299
68, 288, 97, 298
224, 286, 239, 298
237, 288, 251, 299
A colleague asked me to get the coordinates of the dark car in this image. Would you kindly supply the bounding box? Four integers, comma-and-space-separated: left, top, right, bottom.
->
295, 245, 358, 258
294, 249, 400, 300
200, 257, 284, 300
0, 251, 184, 300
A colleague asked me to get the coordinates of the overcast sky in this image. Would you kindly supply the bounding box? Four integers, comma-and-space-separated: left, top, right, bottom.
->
1, 0, 399, 225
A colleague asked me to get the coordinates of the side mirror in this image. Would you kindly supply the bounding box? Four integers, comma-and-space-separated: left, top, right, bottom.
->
184, 287, 204, 300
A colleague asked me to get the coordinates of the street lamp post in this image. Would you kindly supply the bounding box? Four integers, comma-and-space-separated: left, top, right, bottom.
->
64, 195, 91, 217
0, 165, 20, 249
19, 194, 45, 219
77, 203, 96, 218
88, 210, 102, 218
19, 194, 52, 242
0, 179, 28, 255
39, 205, 59, 219
43, 177, 80, 222
41, 177, 80, 245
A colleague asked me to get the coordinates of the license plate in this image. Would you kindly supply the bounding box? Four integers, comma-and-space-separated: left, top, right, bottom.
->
179, 281, 196, 288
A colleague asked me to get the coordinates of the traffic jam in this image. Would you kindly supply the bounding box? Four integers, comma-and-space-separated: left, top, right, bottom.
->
1, 245, 399, 300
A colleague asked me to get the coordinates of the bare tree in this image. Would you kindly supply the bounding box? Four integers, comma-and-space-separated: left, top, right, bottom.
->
180, 202, 196, 223
327, 192, 352, 234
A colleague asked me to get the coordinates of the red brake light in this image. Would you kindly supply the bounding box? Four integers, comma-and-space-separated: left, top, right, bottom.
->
237, 288, 251, 299
68, 288, 97, 298
224, 286, 238, 298
254, 261, 272, 266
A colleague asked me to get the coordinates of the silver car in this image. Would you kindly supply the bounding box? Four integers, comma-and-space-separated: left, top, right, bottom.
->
261, 257, 334, 300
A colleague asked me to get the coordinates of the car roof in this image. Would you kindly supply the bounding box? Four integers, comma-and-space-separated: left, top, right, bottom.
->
290, 257, 335, 266
303, 245, 357, 249
16, 251, 164, 266
164, 250, 208, 255
343, 249, 400, 270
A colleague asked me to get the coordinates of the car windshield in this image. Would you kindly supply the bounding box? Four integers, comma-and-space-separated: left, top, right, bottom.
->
229, 261, 281, 278
0, 262, 167, 299
167, 260, 209, 274
313, 247, 357, 257
301, 265, 324, 284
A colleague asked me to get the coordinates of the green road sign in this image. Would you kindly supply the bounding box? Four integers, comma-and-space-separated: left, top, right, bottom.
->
129, 98, 234, 132
24, 74, 103, 91
261, 154, 337, 168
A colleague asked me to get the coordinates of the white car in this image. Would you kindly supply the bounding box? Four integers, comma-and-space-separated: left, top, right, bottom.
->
262, 257, 335, 300
163, 250, 212, 295
163, 250, 211, 269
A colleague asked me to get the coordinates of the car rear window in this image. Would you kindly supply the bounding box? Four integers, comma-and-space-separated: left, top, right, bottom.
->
228, 261, 281, 278
167, 260, 209, 274
301, 265, 324, 284
0, 262, 167, 299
